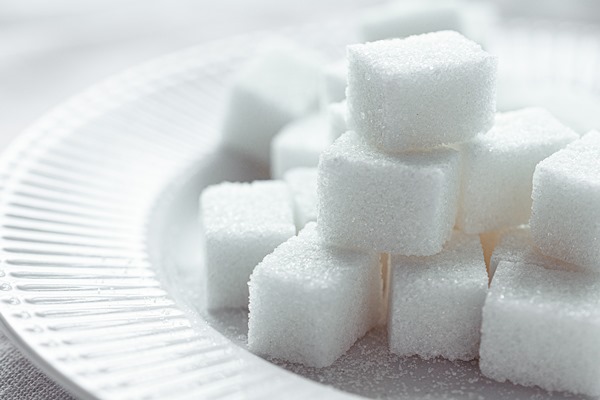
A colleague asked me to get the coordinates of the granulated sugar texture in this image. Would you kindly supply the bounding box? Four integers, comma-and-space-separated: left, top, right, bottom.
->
201, 26, 599, 398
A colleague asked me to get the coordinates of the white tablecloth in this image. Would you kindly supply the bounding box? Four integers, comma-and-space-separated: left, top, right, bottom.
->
0, 332, 73, 399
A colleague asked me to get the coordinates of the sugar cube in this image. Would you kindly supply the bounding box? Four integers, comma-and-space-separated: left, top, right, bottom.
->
270, 113, 332, 179
530, 131, 600, 272
318, 131, 460, 256
489, 226, 580, 279
480, 261, 600, 396
457, 108, 578, 234
328, 100, 347, 142
347, 31, 497, 152
359, 0, 463, 43
320, 59, 347, 107
248, 223, 383, 368
200, 181, 295, 310
222, 41, 323, 164
283, 167, 318, 230
388, 232, 488, 361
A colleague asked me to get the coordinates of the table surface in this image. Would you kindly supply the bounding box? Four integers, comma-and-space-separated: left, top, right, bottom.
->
0, 1, 598, 398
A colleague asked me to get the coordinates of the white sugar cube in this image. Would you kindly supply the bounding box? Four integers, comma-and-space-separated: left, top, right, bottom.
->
200, 181, 295, 310
359, 0, 463, 43
248, 223, 383, 368
320, 59, 347, 107
283, 167, 318, 230
328, 100, 347, 142
270, 113, 332, 180
480, 261, 600, 396
388, 232, 488, 361
347, 31, 497, 152
457, 108, 578, 234
530, 131, 600, 272
490, 226, 580, 279
222, 41, 323, 164
318, 131, 460, 256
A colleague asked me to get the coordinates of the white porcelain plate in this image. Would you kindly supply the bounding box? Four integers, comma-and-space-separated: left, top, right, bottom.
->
0, 16, 599, 400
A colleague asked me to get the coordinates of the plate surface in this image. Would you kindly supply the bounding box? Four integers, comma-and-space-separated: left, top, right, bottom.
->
0, 16, 599, 400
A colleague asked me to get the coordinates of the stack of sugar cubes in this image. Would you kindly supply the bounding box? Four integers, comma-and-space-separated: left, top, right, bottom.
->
269, 0, 500, 181
318, 30, 497, 363
201, 28, 600, 397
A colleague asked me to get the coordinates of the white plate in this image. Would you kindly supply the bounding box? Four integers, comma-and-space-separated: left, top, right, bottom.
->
0, 17, 599, 400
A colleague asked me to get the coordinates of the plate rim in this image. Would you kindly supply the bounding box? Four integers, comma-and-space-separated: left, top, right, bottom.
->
0, 25, 359, 400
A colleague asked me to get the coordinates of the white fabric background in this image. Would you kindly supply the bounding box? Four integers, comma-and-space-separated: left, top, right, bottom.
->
0, 0, 598, 398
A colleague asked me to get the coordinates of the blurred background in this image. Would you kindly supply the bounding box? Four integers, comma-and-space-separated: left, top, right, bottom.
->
0, 0, 599, 398
1, 0, 600, 151
0, 0, 382, 151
